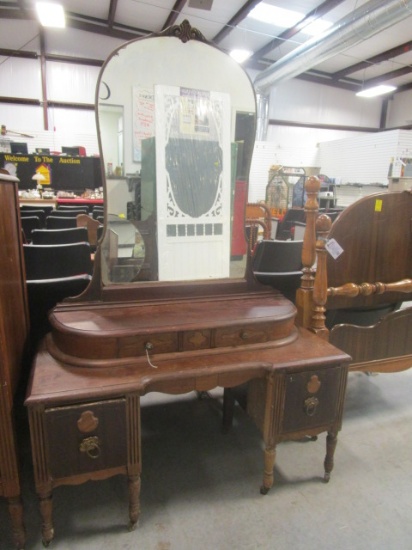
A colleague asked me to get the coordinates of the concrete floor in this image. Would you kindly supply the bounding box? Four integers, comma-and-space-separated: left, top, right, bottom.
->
2, 368, 412, 550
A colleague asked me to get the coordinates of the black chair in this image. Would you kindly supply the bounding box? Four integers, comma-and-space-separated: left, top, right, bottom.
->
46, 216, 78, 229
57, 204, 89, 213
20, 216, 41, 242
23, 242, 93, 279
26, 274, 92, 348
92, 206, 104, 219
31, 227, 89, 245
23, 242, 93, 350
252, 239, 303, 303
20, 205, 54, 217
276, 208, 306, 240
49, 209, 89, 217
20, 209, 46, 228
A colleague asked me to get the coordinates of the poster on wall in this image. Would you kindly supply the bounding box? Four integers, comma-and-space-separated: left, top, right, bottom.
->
132, 87, 155, 162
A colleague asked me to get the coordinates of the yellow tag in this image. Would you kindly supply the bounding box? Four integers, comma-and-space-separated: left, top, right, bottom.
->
375, 199, 382, 212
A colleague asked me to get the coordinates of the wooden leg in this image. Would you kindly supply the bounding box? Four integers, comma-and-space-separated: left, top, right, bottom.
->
39, 490, 54, 547
324, 431, 338, 482
128, 475, 141, 531
260, 446, 276, 495
7, 496, 25, 550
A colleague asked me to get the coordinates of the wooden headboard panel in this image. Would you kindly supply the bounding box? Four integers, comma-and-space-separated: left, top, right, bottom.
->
325, 190, 412, 310
296, 178, 412, 372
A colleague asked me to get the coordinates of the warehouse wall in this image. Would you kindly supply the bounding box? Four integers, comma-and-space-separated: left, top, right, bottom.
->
1, 18, 412, 201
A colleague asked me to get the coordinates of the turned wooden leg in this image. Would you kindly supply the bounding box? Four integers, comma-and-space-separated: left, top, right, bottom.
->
324, 431, 338, 483
260, 446, 276, 495
128, 475, 141, 531
39, 491, 54, 547
7, 496, 25, 550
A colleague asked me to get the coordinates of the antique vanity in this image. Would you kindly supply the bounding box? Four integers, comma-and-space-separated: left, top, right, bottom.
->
25, 21, 350, 545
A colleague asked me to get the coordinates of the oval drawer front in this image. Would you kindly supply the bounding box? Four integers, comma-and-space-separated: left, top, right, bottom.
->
281, 367, 343, 433
44, 399, 127, 478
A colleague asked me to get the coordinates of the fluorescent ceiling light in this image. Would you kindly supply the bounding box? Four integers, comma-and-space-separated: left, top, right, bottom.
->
35, 2, 66, 28
249, 4, 302, 28
356, 85, 397, 98
230, 49, 252, 63
304, 19, 333, 36
248, 3, 332, 36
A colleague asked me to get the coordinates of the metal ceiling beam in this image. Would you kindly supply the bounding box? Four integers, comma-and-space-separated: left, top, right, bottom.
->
162, 0, 187, 31
251, 0, 345, 61
212, 0, 260, 43
332, 39, 412, 79
363, 66, 412, 88
107, 0, 118, 29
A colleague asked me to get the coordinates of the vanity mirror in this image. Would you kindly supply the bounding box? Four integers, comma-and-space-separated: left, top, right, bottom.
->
94, 19, 256, 291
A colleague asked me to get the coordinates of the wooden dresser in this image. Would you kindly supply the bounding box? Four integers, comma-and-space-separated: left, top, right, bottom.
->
24, 21, 351, 546
0, 172, 29, 549
26, 289, 350, 545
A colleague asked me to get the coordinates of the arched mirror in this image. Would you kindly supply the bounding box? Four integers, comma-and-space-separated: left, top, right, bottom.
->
95, 20, 256, 291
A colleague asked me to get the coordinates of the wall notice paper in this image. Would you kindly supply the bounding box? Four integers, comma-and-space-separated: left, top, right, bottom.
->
326, 238, 344, 259
133, 87, 154, 162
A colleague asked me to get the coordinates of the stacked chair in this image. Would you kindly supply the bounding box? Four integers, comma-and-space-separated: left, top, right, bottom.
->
23, 241, 93, 349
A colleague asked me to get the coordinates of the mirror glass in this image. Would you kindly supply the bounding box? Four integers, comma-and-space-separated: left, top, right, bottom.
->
96, 23, 256, 285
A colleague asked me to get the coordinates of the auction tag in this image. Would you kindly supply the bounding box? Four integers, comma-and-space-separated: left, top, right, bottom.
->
325, 238, 344, 259
375, 199, 383, 212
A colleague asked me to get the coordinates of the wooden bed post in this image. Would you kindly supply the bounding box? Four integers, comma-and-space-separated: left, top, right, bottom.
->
295, 175, 320, 327
310, 214, 332, 340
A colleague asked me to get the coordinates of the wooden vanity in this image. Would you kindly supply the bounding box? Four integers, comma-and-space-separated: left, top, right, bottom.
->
26, 295, 349, 544
24, 21, 350, 546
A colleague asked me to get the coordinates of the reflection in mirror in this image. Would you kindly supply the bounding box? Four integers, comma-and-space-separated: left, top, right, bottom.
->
96, 21, 256, 286
98, 105, 123, 172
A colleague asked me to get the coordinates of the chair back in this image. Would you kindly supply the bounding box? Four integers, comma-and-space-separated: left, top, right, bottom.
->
27, 274, 92, 345
31, 227, 89, 245
276, 208, 306, 240
49, 209, 89, 217
23, 242, 93, 279
252, 239, 303, 273
20, 205, 54, 217
57, 205, 89, 213
92, 206, 104, 219
46, 216, 78, 229
20, 209, 46, 227
252, 239, 303, 302
21, 216, 41, 241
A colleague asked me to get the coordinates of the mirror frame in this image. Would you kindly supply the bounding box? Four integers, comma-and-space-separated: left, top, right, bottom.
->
77, 20, 259, 304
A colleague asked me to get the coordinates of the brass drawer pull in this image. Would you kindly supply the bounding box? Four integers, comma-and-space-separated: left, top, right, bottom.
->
145, 342, 158, 369
79, 436, 101, 459
304, 397, 319, 417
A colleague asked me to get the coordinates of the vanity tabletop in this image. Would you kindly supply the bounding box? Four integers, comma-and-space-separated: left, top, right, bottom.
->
25, 327, 350, 407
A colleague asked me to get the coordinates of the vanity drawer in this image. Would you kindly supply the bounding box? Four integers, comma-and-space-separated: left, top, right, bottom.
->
281, 366, 344, 433
44, 399, 127, 478
214, 321, 288, 348
119, 332, 178, 357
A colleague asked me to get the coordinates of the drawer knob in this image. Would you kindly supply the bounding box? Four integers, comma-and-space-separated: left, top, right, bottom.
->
304, 396, 319, 417
240, 330, 250, 340
79, 436, 101, 459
